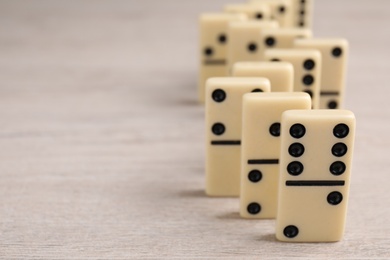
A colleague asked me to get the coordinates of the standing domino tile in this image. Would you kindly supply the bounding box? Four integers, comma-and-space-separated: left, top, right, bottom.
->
232, 61, 294, 92
227, 20, 279, 71
205, 77, 271, 196
249, 0, 294, 27
276, 110, 355, 242
290, 0, 314, 28
294, 38, 349, 109
264, 49, 321, 109
224, 3, 271, 21
198, 13, 247, 103
240, 92, 311, 219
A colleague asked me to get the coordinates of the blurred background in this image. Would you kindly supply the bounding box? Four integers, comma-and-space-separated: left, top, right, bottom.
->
1, 0, 388, 107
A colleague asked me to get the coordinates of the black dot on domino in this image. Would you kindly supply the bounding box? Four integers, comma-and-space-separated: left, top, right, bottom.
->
302, 75, 314, 86
303, 59, 315, 70
327, 191, 343, 205
283, 225, 299, 238
248, 170, 262, 183
332, 143, 347, 157
265, 37, 276, 47
204, 47, 213, 56
330, 161, 346, 176
333, 124, 349, 138
287, 161, 304, 176
328, 100, 338, 109
218, 34, 227, 44
269, 123, 281, 137
248, 42, 257, 52
255, 13, 263, 19
290, 124, 306, 138
212, 89, 226, 102
289, 143, 305, 157
247, 202, 261, 214
332, 47, 342, 57
279, 5, 285, 13
212, 123, 225, 135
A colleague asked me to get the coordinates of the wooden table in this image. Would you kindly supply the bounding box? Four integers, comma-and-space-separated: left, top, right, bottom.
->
1, 0, 389, 258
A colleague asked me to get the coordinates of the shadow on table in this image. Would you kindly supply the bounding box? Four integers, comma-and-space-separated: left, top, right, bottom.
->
216, 211, 241, 220
256, 233, 277, 242
174, 98, 200, 106
177, 189, 207, 198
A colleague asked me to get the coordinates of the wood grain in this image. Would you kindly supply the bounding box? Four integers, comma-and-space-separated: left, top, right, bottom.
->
0, 0, 390, 258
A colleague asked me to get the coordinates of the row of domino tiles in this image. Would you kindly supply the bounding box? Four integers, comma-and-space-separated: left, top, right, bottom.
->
199, 0, 356, 242
199, 0, 348, 110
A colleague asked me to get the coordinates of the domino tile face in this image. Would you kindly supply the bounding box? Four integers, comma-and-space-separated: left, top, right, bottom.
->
198, 13, 247, 103
240, 92, 311, 218
249, 0, 294, 27
205, 77, 271, 196
276, 109, 356, 242
264, 49, 321, 109
294, 38, 349, 109
227, 20, 279, 71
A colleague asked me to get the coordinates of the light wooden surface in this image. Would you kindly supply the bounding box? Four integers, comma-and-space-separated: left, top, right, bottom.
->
0, 0, 390, 258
